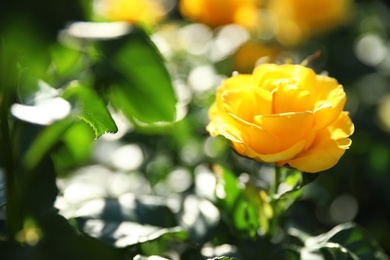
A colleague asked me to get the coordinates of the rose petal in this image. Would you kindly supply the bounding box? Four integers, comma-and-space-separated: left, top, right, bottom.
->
224, 113, 281, 154
273, 83, 314, 113
223, 74, 254, 91
313, 78, 346, 130
222, 87, 273, 121
248, 139, 306, 162
329, 112, 355, 138
283, 112, 353, 173
254, 111, 315, 150
283, 134, 348, 173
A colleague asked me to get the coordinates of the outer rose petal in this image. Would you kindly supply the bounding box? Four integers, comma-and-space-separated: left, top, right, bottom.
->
313, 77, 347, 130
230, 136, 306, 163
251, 140, 306, 162
283, 112, 354, 172
222, 74, 254, 91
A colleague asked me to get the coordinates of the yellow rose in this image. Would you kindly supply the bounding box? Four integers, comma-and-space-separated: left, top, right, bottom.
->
179, 0, 260, 29
268, 0, 353, 46
206, 64, 354, 173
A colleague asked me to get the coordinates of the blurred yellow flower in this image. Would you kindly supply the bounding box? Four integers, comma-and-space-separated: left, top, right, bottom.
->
233, 41, 282, 73
94, 0, 165, 25
179, 0, 260, 28
268, 0, 353, 46
207, 64, 354, 173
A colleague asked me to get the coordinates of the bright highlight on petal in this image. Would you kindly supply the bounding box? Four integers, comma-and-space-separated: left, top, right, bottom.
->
206, 63, 354, 173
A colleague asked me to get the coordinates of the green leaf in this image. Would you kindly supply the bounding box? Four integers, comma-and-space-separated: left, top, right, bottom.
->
23, 117, 75, 170
272, 168, 318, 214
303, 222, 389, 260
274, 168, 318, 200
51, 120, 95, 174
270, 248, 301, 260
74, 196, 177, 228
99, 27, 176, 125
39, 214, 127, 259
213, 164, 242, 210
213, 164, 259, 238
50, 44, 84, 79
62, 81, 118, 138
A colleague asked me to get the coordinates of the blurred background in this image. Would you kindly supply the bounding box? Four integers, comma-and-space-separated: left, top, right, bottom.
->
1, 0, 390, 258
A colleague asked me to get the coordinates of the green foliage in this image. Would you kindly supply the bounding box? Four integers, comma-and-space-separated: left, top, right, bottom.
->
62, 81, 118, 138
0, 16, 179, 259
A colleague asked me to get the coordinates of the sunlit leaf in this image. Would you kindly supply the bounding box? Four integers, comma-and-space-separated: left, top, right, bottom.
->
176, 195, 220, 243
133, 255, 169, 260
136, 227, 188, 256
207, 257, 238, 260
73, 196, 176, 228
201, 244, 242, 259
62, 81, 118, 138
302, 222, 389, 260
213, 164, 259, 237
245, 187, 271, 234
77, 217, 186, 247
96, 27, 176, 125
213, 164, 242, 210
319, 243, 358, 259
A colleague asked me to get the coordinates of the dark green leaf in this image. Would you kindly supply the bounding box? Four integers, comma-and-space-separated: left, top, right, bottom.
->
299, 172, 320, 188
62, 81, 118, 138
319, 244, 357, 260
270, 248, 301, 260
23, 117, 75, 170
39, 213, 127, 260
51, 120, 95, 173
303, 222, 389, 260
328, 223, 389, 260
